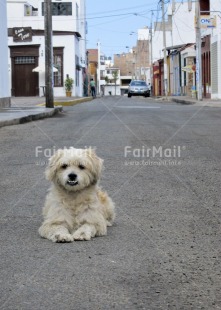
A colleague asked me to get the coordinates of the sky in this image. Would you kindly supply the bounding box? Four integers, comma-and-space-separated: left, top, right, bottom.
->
85, 0, 163, 58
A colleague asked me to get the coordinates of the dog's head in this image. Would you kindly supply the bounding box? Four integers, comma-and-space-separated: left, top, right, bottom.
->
45, 147, 103, 192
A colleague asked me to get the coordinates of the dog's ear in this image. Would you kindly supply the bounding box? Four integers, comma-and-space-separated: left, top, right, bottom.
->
45, 149, 64, 181
85, 148, 103, 179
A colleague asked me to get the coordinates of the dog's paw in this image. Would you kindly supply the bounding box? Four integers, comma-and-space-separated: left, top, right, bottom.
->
73, 230, 92, 241
106, 220, 113, 227
52, 233, 74, 243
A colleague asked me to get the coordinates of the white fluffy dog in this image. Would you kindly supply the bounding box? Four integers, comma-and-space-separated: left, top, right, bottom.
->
39, 148, 115, 243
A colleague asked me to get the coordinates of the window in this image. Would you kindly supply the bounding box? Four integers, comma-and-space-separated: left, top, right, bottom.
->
42, 2, 72, 16
200, 0, 210, 14
75, 55, 79, 87
15, 56, 35, 64
100, 56, 105, 65
53, 47, 64, 87
131, 81, 147, 86
183, 58, 186, 86
100, 70, 105, 78
24, 5, 38, 16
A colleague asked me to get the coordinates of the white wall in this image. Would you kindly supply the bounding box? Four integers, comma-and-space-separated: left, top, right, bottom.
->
104, 85, 121, 96
152, 1, 196, 62
138, 27, 149, 40
0, 0, 10, 105
7, 0, 79, 32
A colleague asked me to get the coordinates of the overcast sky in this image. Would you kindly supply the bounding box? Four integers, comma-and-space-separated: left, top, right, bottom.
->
85, 0, 163, 58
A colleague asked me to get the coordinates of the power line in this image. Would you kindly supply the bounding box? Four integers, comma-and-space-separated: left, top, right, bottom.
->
86, 3, 158, 16
86, 12, 138, 20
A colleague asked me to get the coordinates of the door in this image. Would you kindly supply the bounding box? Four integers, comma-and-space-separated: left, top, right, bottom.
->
10, 45, 39, 97
14, 56, 38, 96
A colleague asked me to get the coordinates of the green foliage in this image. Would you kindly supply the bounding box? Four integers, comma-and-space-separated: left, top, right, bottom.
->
104, 76, 109, 84
65, 77, 74, 91
112, 70, 119, 95
112, 70, 119, 82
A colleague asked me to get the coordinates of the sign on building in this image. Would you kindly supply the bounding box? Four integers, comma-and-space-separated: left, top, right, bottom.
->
199, 15, 216, 28
13, 27, 32, 42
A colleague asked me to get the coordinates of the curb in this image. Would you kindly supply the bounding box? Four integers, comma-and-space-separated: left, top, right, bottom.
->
37, 97, 93, 107
153, 96, 196, 105
171, 98, 195, 105
54, 97, 93, 106
0, 106, 62, 128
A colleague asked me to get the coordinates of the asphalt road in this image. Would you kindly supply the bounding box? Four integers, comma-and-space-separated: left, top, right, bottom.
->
0, 96, 221, 310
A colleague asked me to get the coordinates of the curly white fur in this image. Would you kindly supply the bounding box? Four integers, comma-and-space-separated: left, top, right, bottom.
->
39, 148, 115, 243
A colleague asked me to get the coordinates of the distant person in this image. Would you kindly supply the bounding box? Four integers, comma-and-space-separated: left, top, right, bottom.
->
90, 78, 96, 99
101, 84, 104, 97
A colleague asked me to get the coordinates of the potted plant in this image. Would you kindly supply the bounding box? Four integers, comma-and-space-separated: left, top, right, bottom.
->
65, 76, 74, 97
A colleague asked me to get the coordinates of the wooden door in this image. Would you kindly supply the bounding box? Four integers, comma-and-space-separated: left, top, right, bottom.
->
10, 45, 39, 97
14, 57, 38, 96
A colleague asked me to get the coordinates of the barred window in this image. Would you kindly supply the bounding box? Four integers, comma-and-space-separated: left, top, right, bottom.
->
15, 56, 35, 64
42, 2, 72, 16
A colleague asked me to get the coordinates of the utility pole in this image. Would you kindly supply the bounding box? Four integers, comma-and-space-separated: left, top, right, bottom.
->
162, 0, 168, 98
97, 40, 101, 95
195, 0, 203, 100
150, 11, 154, 96
44, 0, 54, 108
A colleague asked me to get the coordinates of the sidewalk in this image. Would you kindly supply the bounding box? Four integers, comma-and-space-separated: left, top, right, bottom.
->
11, 96, 92, 107
155, 95, 221, 107
0, 96, 92, 128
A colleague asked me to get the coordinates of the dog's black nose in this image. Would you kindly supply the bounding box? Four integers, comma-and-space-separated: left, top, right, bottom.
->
68, 173, 77, 181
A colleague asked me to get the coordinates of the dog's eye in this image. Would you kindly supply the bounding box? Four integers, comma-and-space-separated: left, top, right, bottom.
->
61, 164, 68, 169
78, 164, 85, 170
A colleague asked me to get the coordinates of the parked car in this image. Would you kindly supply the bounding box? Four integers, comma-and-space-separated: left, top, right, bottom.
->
128, 80, 150, 98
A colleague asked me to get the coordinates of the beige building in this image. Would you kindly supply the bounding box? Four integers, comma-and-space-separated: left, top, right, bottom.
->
114, 27, 150, 82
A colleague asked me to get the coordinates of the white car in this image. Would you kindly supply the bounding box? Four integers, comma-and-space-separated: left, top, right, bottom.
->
128, 80, 150, 98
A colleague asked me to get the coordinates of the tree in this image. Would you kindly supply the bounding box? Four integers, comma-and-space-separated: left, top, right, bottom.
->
112, 70, 119, 95
104, 76, 109, 85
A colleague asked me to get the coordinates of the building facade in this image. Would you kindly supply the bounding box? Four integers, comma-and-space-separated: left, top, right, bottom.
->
0, 0, 10, 107
103, 67, 121, 96
7, 0, 87, 97
200, 0, 221, 99
151, 0, 221, 99
114, 27, 150, 83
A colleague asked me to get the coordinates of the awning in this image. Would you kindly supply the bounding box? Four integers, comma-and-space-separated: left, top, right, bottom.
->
32, 65, 58, 73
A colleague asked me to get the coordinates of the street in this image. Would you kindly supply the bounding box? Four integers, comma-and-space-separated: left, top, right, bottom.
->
0, 96, 221, 310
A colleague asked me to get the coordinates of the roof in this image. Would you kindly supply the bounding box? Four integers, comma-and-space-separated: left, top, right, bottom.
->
166, 43, 195, 52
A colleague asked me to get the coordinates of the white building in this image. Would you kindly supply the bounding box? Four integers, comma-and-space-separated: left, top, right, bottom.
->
201, 0, 221, 99
103, 67, 121, 96
152, 2, 196, 63
7, 0, 86, 97
0, 0, 10, 107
